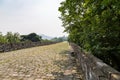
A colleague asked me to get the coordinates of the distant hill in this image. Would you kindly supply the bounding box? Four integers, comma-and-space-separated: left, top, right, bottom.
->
51, 36, 68, 42
40, 34, 53, 40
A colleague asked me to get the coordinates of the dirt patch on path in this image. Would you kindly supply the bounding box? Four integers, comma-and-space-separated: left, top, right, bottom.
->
0, 42, 82, 80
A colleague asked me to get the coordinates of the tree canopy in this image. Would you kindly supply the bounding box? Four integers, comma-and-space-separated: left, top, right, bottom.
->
0, 32, 20, 43
0, 32, 42, 43
21, 33, 42, 42
59, 0, 120, 71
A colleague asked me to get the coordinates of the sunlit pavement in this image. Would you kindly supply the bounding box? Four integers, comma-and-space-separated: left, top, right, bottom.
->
0, 42, 82, 80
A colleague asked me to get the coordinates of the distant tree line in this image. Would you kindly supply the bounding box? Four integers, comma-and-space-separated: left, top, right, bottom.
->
51, 36, 67, 42
0, 32, 42, 44
0, 32, 67, 44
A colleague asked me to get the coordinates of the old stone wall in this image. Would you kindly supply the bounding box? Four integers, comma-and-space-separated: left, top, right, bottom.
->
70, 43, 120, 80
0, 42, 57, 52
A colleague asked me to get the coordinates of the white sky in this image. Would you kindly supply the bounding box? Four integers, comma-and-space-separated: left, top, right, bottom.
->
0, 0, 67, 37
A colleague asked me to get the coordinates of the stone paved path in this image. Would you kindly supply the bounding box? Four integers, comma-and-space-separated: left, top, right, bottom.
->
0, 42, 82, 80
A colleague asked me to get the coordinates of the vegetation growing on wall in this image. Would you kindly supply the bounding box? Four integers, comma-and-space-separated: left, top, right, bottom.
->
59, 0, 120, 71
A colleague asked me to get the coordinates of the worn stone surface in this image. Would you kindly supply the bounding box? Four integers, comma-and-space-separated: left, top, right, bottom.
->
0, 42, 83, 80
70, 43, 120, 80
0, 42, 57, 53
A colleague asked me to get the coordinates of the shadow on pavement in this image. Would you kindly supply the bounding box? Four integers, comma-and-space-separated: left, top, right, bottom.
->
52, 50, 83, 80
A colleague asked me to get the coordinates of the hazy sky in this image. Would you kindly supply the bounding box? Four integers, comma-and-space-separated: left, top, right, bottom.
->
0, 0, 66, 37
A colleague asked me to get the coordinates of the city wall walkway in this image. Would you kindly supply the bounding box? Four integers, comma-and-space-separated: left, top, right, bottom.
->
0, 42, 82, 80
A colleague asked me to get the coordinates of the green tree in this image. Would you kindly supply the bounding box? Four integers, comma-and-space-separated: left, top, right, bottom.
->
21, 33, 42, 42
59, 0, 120, 70
0, 32, 8, 43
6, 32, 20, 43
